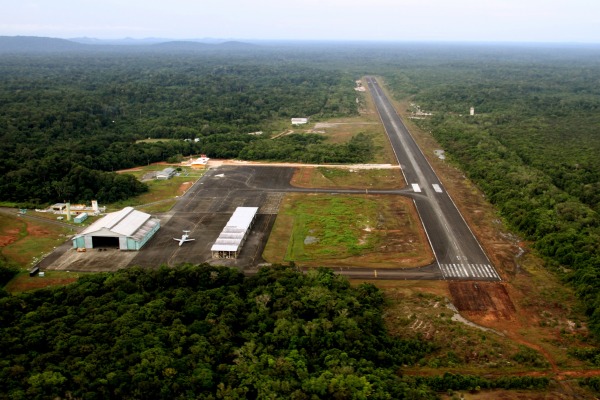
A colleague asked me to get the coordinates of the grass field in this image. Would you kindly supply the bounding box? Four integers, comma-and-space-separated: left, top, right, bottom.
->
0, 213, 73, 269
291, 166, 405, 189
263, 193, 433, 268
113, 165, 205, 213
5, 270, 79, 293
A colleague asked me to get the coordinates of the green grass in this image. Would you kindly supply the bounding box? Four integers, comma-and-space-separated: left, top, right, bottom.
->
0, 201, 23, 208
0, 214, 73, 269
5, 270, 81, 293
111, 167, 205, 212
264, 193, 433, 268
292, 167, 404, 189
272, 195, 380, 262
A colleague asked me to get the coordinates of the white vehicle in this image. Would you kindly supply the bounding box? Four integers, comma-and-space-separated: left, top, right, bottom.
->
173, 230, 195, 246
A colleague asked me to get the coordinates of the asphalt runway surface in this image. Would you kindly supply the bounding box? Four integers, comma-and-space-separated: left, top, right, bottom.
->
366, 77, 500, 281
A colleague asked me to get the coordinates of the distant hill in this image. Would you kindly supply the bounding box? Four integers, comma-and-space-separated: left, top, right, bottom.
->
220, 40, 257, 48
0, 36, 85, 53
152, 40, 212, 50
0, 36, 257, 54
152, 40, 257, 51
69, 37, 170, 46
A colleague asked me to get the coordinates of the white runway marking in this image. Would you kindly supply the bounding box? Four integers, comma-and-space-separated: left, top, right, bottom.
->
440, 263, 500, 280
412, 183, 421, 192
432, 184, 443, 193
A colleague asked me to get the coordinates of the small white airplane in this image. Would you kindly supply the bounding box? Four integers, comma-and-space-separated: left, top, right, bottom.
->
173, 230, 195, 246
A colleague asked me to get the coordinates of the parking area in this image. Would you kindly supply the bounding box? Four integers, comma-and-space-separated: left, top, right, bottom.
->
45, 166, 295, 272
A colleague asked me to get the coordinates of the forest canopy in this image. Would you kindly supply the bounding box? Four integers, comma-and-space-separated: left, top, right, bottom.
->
0, 264, 434, 399
0, 264, 550, 399
0, 51, 360, 205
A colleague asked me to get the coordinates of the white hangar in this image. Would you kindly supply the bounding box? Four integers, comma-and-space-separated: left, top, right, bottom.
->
72, 207, 160, 251
211, 207, 258, 259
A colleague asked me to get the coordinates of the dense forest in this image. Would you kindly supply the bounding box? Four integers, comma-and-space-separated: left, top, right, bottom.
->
381, 46, 600, 338
0, 49, 361, 205
2, 40, 599, 396
0, 264, 550, 399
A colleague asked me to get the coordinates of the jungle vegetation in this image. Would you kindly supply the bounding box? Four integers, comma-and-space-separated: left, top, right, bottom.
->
0, 264, 549, 399
0, 48, 360, 205
1, 41, 599, 332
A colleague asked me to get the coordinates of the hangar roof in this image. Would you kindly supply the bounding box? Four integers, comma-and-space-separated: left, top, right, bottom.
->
76, 207, 157, 240
211, 207, 258, 252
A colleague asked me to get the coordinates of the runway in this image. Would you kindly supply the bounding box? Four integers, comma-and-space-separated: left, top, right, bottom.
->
366, 77, 499, 281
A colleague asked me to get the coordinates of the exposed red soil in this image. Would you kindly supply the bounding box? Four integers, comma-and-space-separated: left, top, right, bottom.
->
177, 182, 193, 195
449, 282, 516, 320
27, 224, 50, 237
0, 228, 20, 247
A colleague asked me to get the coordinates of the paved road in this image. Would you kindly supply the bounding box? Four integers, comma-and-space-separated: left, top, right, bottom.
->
366, 77, 500, 281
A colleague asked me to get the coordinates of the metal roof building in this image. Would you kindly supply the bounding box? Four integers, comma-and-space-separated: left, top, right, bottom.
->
72, 207, 160, 251
156, 167, 176, 180
191, 156, 210, 169
211, 207, 258, 259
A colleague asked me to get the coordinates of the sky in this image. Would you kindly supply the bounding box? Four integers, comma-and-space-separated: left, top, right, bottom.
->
1, 0, 600, 43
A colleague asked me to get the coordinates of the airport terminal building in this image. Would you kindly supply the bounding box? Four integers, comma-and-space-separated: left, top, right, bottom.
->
72, 207, 160, 251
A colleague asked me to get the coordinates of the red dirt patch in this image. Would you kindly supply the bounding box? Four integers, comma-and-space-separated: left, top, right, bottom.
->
178, 181, 193, 195
449, 282, 516, 320
0, 228, 20, 247
27, 224, 51, 237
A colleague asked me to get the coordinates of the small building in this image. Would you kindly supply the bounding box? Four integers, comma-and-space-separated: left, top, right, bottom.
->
156, 167, 176, 180
191, 155, 210, 169
211, 207, 258, 259
74, 212, 88, 223
291, 118, 308, 125
40, 200, 104, 216
72, 207, 160, 251
50, 203, 67, 213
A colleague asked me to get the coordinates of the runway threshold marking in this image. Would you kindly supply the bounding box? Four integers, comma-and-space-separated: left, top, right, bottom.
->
411, 183, 421, 192
439, 263, 500, 279
432, 184, 443, 193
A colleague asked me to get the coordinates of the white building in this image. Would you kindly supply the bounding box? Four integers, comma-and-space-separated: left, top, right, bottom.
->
291, 118, 308, 125
211, 207, 259, 259
72, 207, 160, 251
156, 167, 176, 180
191, 155, 210, 169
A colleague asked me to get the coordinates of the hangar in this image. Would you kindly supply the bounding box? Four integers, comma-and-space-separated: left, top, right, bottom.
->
72, 207, 160, 251
211, 207, 258, 259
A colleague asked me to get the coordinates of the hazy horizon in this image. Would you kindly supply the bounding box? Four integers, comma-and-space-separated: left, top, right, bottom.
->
2, 0, 600, 44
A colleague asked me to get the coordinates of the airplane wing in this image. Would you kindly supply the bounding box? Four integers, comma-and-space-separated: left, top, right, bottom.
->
173, 237, 194, 246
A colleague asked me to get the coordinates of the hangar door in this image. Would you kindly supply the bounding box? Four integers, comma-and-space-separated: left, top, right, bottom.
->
91, 236, 120, 248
